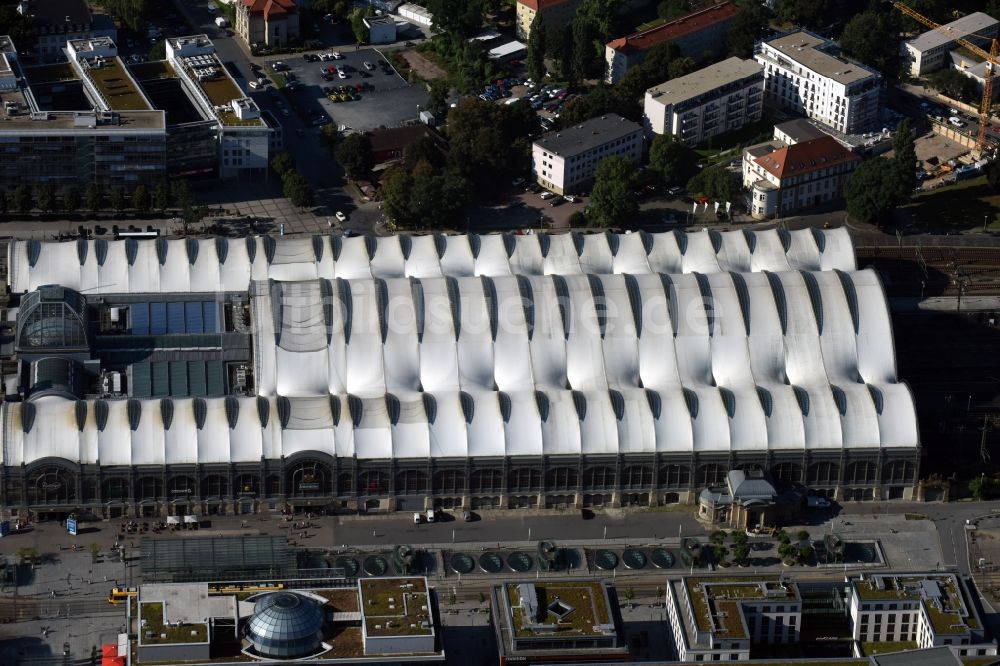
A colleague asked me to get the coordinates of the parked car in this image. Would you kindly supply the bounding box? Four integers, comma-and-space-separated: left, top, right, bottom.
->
413, 512, 422, 524
549, 196, 565, 206
338, 70, 348, 79
949, 116, 966, 127
364, 61, 375, 70
335, 211, 347, 223
511, 177, 526, 187
564, 194, 579, 203
540, 191, 555, 200
426, 508, 436, 523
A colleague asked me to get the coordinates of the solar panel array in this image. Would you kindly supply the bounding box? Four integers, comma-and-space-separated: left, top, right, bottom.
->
130, 301, 218, 335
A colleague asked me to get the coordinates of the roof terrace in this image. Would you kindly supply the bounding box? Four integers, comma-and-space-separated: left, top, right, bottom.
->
359, 577, 433, 637
82, 57, 151, 111
506, 581, 613, 638
854, 574, 979, 635
178, 52, 263, 127
685, 576, 799, 640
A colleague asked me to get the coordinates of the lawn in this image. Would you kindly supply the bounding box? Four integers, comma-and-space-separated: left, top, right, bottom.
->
139, 601, 208, 644
694, 116, 776, 163
903, 175, 1000, 231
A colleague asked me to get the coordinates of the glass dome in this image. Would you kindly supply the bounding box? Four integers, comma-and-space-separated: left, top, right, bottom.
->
16, 286, 88, 352
246, 592, 324, 659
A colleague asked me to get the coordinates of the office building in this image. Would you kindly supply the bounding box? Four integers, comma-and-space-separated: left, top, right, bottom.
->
742, 135, 860, 219
643, 56, 764, 145
0, 36, 168, 190
16, 0, 116, 63
0, 34, 270, 188
532, 113, 643, 195
235, 0, 300, 49
756, 30, 883, 134
849, 573, 996, 657
127, 577, 444, 665
0, 226, 919, 519
666, 576, 802, 661
605, 1, 738, 84
902, 12, 999, 77
491, 581, 626, 665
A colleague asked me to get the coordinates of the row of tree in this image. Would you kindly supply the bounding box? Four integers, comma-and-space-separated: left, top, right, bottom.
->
270, 153, 315, 208
0, 180, 198, 215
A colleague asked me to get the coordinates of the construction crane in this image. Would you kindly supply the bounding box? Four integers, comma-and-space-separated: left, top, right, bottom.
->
893, 1, 999, 155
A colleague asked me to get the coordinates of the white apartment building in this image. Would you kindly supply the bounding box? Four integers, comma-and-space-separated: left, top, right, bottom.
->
644, 56, 763, 146
742, 135, 859, 219
849, 573, 997, 658
666, 576, 801, 662
903, 12, 999, 78
755, 30, 882, 135
532, 114, 643, 195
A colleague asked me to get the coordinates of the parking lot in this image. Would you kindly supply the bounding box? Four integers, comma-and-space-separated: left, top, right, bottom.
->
262, 48, 428, 131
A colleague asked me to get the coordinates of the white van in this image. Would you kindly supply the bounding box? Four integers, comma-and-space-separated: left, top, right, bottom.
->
425, 508, 436, 523
413, 512, 421, 524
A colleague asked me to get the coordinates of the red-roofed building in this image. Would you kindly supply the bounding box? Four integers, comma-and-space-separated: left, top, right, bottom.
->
515, 0, 582, 40
742, 135, 860, 219
236, 0, 300, 49
605, 1, 738, 83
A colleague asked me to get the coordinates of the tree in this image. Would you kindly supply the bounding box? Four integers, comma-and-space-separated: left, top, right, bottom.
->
62, 185, 80, 213
687, 166, 739, 203
404, 135, 446, 170
778, 541, 798, 563
101, 0, 150, 32
709, 530, 727, 545
282, 171, 314, 208
588, 156, 639, 227
350, 9, 369, 44
970, 475, 1000, 500
988, 160, 1000, 192
927, 68, 980, 103
728, 1, 771, 59
0, 189, 6, 214
180, 205, 208, 236
85, 183, 103, 212
623, 587, 635, 602
270, 152, 295, 177
732, 543, 751, 565
171, 180, 193, 210
148, 40, 166, 61
10, 185, 30, 214
34, 183, 55, 213
575, 0, 617, 41
427, 79, 449, 117
798, 544, 814, 563
571, 18, 596, 82
527, 13, 547, 88
796, 529, 811, 543
89, 543, 101, 563
153, 181, 171, 211
893, 118, 917, 195
425, 0, 484, 38
131, 184, 151, 212
558, 27, 575, 85
109, 187, 125, 213
446, 98, 533, 194
840, 10, 898, 75
0, 5, 37, 51
658, 0, 690, 20
335, 133, 374, 180
845, 157, 908, 227
668, 57, 696, 79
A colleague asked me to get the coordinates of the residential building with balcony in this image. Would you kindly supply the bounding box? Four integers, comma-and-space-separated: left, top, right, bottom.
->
848, 573, 997, 658
902, 12, 999, 78
605, 1, 738, 84
665, 576, 802, 662
742, 135, 859, 219
755, 30, 883, 135
643, 56, 763, 146
532, 114, 643, 195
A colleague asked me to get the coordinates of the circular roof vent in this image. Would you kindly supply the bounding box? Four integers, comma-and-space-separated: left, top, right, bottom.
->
246, 592, 324, 659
